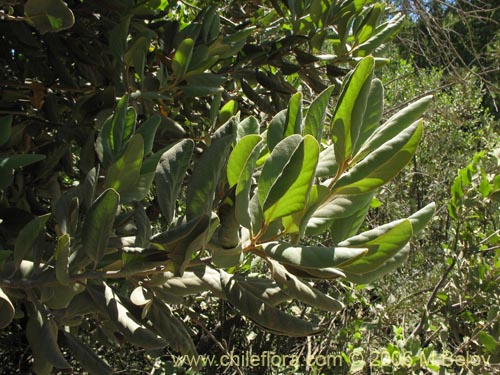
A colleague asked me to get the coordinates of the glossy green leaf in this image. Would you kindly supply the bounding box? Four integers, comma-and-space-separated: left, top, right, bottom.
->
136, 115, 161, 156
0, 288, 14, 329
262, 241, 368, 269
355, 95, 432, 161
284, 92, 303, 137
87, 282, 166, 349
0, 115, 12, 146
259, 135, 319, 223
55, 234, 70, 286
104, 134, 144, 199
269, 259, 344, 312
331, 56, 374, 167
24, 0, 75, 34
14, 213, 51, 268
155, 139, 194, 224
172, 38, 194, 79
339, 219, 413, 274
186, 135, 234, 221
304, 86, 334, 141
82, 189, 119, 265
334, 121, 423, 194
221, 271, 322, 336
64, 332, 113, 375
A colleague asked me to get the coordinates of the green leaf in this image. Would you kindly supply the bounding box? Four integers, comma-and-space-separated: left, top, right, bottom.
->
262, 241, 368, 268
227, 134, 264, 229
154, 266, 224, 297
113, 95, 133, 154
172, 38, 194, 79
354, 3, 384, 44
408, 202, 435, 235
82, 189, 119, 265
237, 278, 289, 306
258, 135, 319, 223
266, 109, 287, 151
26, 311, 53, 374
124, 36, 148, 79
221, 271, 322, 336
186, 135, 234, 221
0, 115, 12, 146
87, 282, 166, 349
344, 245, 409, 284
329, 195, 373, 244
55, 234, 70, 286
152, 215, 210, 275
331, 56, 374, 167
0, 154, 46, 170
109, 15, 131, 62
155, 139, 194, 224
0, 288, 14, 329
269, 259, 343, 312
26, 305, 71, 371
237, 116, 260, 140
136, 115, 161, 156
353, 78, 384, 154
284, 92, 303, 137
339, 219, 413, 274
64, 332, 113, 375
316, 145, 338, 178
218, 100, 238, 125
306, 192, 374, 236
353, 13, 404, 57
149, 301, 198, 357
104, 134, 144, 199
334, 121, 423, 194
304, 86, 334, 141
14, 213, 51, 268
98, 95, 134, 166
355, 95, 432, 161
134, 204, 151, 248
24, 0, 75, 34
227, 135, 262, 187
478, 332, 498, 353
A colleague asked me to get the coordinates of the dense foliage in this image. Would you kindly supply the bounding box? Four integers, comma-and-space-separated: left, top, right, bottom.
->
0, 0, 498, 374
